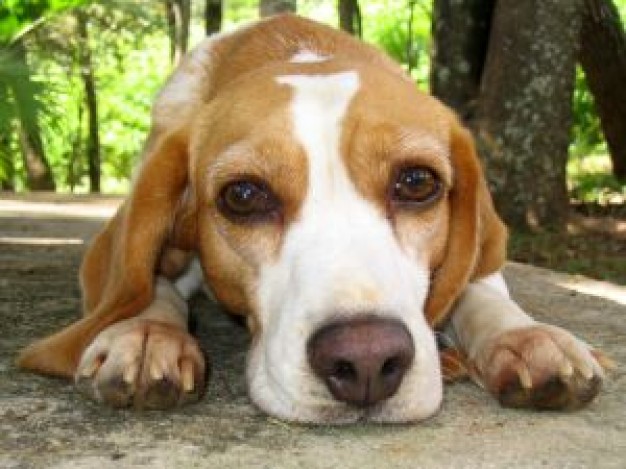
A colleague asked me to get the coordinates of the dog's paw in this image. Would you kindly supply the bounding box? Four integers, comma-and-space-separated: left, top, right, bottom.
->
472, 324, 608, 410
75, 318, 206, 409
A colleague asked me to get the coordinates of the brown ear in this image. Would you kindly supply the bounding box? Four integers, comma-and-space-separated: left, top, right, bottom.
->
15, 32, 223, 379
425, 122, 507, 327
16, 130, 193, 378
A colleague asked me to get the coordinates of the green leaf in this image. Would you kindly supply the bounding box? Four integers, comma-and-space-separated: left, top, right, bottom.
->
0, 0, 90, 43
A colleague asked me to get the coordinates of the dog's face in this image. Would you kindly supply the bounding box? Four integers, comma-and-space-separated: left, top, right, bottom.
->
189, 60, 461, 423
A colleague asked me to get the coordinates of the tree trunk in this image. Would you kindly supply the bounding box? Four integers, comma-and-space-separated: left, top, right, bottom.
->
0, 83, 15, 191
9, 40, 56, 191
67, 96, 84, 193
338, 0, 362, 37
0, 159, 15, 190
580, 0, 626, 180
0, 124, 15, 191
406, 0, 416, 73
76, 11, 101, 193
259, 0, 297, 17
165, 0, 191, 65
430, 0, 494, 120
205, 0, 222, 35
475, 0, 583, 230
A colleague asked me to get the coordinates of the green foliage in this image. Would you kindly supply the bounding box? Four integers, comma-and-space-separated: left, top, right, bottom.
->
617, 0, 626, 20
0, 0, 92, 191
570, 67, 604, 157
0, 0, 89, 43
568, 63, 625, 205
223, 0, 258, 25
568, 153, 626, 204
1, 0, 624, 197
0, 0, 168, 192
567, 0, 626, 203
96, 33, 169, 192
0, 50, 22, 184
362, 0, 431, 88
0, 78, 18, 185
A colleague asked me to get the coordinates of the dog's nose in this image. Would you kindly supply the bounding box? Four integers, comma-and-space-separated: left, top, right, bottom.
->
307, 316, 414, 408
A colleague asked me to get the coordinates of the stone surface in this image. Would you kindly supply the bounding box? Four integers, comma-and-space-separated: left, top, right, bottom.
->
1, 195, 624, 469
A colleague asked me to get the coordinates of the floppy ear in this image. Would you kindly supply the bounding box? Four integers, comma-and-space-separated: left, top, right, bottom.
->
16, 129, 194, 378
424, 122, 507, 327
15, 34, 226, 378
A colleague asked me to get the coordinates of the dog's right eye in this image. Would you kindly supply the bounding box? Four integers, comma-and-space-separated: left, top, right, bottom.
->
218, 179, 281, 222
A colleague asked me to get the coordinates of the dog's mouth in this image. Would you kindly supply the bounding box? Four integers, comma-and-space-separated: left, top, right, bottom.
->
247, 369, 441, 425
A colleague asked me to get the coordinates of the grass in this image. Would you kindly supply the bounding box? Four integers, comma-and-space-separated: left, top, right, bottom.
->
567, 153, 625, 205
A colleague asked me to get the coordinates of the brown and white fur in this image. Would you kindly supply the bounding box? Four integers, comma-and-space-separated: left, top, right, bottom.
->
17, 15, 607, 424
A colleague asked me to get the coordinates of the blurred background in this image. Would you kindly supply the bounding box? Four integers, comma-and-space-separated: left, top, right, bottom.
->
1, 0, 625, 283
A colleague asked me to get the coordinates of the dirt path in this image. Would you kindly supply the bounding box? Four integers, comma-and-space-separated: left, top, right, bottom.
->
1, 195, 625, 469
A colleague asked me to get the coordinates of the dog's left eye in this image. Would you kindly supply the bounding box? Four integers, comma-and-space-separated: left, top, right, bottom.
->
392, 166, 442, 206
218, 179, 280, 222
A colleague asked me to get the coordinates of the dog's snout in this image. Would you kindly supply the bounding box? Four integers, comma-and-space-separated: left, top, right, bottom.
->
307, 316, 414, 408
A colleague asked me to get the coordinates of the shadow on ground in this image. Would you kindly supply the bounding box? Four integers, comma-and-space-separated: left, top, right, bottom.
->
1, 195, 624, 469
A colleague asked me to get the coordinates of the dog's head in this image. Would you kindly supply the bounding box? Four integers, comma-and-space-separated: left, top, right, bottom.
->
185, 60, 506, 421
21, 16, 506, 423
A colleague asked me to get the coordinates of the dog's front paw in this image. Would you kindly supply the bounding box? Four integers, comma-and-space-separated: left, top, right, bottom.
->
75, 319, 206, 409
472, 324, 607, 410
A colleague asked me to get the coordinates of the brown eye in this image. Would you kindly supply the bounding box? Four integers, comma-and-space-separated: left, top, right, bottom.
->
392, 166, 442, 206
218, 179, 280, 222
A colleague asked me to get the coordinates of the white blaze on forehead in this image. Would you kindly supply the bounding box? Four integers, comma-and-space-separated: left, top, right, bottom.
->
276, 71, 359, 212
290, 50, 331, 63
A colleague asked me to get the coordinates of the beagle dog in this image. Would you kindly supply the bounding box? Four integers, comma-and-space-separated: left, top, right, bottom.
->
17, 15, 608, 423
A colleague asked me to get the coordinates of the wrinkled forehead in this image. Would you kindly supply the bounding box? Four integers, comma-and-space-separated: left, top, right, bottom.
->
191, 59, 453, 178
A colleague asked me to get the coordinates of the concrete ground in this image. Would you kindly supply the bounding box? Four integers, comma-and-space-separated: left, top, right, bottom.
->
1, 194, 625, 469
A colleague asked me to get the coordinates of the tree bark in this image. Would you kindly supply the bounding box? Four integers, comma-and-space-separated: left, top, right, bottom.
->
338, 0, 362, 37
9, 40, 56, 191
580, 0, 626, 180
67, 96, 84, 193
406, 0, 416, 73
76, 11, 101, 193
0, 125, 15, 191
165, 0, 191, 65
474, 0, 583, 230
205, 0, 222, 35
0, 83, 15, 191
0, 160, 15, 190
430, 0, 494, 120
260, 0, 297, 17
